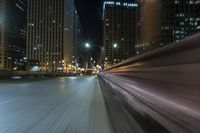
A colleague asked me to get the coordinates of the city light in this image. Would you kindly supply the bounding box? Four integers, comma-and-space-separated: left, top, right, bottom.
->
85, 43, 90, 48
0, 0, 199, 132
103, 1, 138, 8
113, 43, 118, 48
103, 1, 138, 20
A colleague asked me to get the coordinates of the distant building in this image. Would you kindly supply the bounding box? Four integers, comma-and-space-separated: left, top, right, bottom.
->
139, 0, 160, 53
0, 0, 27, 70
64, 0, 75, 68
102, 1, 139, 67
27, 0, 75, 72
73, 9, 84, 68
160, 0, 200, 46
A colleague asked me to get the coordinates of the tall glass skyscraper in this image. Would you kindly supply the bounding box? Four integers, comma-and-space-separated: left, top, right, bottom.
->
0, 0, 26, 70
27, 0, 74, 72
102, 1, 139, 67
160, 0, 200, 46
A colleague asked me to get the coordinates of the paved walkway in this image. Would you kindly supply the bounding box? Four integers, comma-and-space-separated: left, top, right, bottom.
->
0, 76, 111, 133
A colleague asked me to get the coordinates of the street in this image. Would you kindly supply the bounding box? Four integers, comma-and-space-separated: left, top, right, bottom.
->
0, 77, 111, 133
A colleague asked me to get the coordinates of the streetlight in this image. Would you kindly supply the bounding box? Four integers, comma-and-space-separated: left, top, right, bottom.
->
84, 43, 91, 70
112, 43, 118, 65
113, 43, 118, 48
85, 43, 90, 48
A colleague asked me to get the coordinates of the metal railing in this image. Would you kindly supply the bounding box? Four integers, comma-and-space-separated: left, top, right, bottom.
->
106, 33, 200, 71
99, 33, 200, 133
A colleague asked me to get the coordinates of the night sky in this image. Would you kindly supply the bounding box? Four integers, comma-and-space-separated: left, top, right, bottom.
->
75, 0, 102, 47
75, 0, 138, 41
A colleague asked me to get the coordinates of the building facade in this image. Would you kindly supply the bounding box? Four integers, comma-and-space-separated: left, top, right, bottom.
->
64, 0, 75, 68
27, 0, 74, 72
139, 0, 160, 53
160, 0, 200, 46
102, 1, 139, 67
0, 0, 26, 70
73, 9, 84, 68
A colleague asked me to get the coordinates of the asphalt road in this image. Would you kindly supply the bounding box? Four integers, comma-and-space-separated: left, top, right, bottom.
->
0, 76, 111, 133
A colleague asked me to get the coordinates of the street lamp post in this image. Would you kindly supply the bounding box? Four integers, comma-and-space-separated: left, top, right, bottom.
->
8, 57, 12, 70
112, 43, 118, 65
84, 43, 91, 70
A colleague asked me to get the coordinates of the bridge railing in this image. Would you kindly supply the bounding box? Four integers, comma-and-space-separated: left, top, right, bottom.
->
107, 33, 200, 71
99, 33, 200, 133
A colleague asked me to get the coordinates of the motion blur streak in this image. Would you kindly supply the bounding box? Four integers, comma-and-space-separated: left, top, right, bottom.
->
0, 77, 111, 133
99, 34, 200, 133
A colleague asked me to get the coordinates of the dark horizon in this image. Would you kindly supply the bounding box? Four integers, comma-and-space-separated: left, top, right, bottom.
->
75, 0, 103, 46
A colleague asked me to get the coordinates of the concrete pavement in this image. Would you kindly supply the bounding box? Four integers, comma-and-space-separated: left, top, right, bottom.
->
0, 76, 111, 133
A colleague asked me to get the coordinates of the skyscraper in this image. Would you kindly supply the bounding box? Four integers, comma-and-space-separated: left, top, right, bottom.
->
0, 0, 26, 70
64, 0, 75, 68
73, 9, 83, 67
27, 0, 74, 72
160, 0, 200, 46
139, 0, 160, 53
102, 1, 139, 67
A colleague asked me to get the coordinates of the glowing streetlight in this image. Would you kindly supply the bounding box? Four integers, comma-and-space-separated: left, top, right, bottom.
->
85, 43, 90, 48
113, 43, 118, 48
